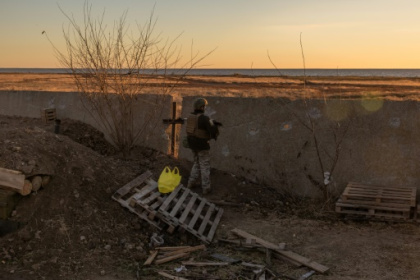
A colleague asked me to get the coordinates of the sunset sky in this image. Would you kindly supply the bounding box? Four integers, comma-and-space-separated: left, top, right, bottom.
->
2, 0, 420, 69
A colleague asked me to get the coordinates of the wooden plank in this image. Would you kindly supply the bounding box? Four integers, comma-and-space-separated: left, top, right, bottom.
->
206, 208, 224, 242
169, 188, 191, 217
181, 261, 229, 266
231, 228, 329, 274
159, 185, 183, 211
149, 197, 165, 210
158, 244, 206, 258
157, 272, 188, 280
0, 167, 25, 192
198, 204, 215, 235
188, 199, 207, 229
143, 250, 159, 265
156, 246, 191, 251
131, 183, 157, 201
154, 252, 189, 265
178, 193, 198, 224
138, 189, 162, 205
112, 170, 152, 199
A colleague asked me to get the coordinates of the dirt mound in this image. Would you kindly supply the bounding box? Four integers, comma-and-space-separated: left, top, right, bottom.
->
0, 116, 188, 279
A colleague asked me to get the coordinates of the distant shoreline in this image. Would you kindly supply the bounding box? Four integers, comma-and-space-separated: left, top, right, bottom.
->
2, 68, 420, 78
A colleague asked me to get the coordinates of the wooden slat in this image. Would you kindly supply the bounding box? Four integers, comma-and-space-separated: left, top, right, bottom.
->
179, 193, 198, 224
169, 188, 191, 217
112, 170, 152, 199
154, 252, 189, 265
139, 189, 162, 205
198, 204, 215, 235
156, 246, 191, 251
188, 199, 207, 229
206, 208, 224, 242
181, 261, 229, 266
159, 185, 182, 211
131, 183, 157, 201
158, 245, 206, 258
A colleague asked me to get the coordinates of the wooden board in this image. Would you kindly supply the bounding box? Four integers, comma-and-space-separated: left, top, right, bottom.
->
158, 185, 224, 244
231, 228, 330, 274
0, 167, 25, 193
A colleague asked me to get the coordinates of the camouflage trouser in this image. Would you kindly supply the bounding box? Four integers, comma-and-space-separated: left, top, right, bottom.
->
187, 150, 211, 191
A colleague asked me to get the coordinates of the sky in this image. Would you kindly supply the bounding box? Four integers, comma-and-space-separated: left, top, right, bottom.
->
2, 0, 420, 69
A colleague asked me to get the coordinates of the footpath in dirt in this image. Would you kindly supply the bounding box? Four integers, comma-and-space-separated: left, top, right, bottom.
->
1, 115, 420, 280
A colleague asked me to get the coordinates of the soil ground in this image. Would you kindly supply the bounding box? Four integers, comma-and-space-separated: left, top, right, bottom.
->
1, 74, 420, 280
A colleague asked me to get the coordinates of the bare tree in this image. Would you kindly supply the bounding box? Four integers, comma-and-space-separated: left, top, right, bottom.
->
269, 36, 353, 203
46, 2, 212, 155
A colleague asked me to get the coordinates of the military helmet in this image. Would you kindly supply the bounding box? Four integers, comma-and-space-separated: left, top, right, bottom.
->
193, 98, 208, 110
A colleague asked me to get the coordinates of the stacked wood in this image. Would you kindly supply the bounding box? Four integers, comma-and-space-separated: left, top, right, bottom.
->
0, 167, 51, 196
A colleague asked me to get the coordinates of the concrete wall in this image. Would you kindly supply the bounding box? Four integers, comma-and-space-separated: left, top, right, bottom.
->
179, 97, 420, 197
0, 91, 173, 153
2, 90, 420, 197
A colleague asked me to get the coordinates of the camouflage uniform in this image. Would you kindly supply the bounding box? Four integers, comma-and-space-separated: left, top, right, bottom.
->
186, 98, 220, 194
187, 150, 211, 191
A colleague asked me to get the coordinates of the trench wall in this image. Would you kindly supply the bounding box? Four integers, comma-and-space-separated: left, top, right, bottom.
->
0, 91, 173, 153
1, 90, 420, 197
179, 97, 420, 197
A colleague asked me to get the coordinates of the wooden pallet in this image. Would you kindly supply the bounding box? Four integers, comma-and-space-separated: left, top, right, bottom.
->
41, 108, 56, 123
113, 171, 224, 242
335, 199, 412, 220
112, 171, 174, 231
342, 182, 416, 207
158, 185, 224, 244
336, 182, 417, 220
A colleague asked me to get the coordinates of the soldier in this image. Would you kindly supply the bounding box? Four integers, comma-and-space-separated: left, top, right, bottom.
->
186, 98, 221, 194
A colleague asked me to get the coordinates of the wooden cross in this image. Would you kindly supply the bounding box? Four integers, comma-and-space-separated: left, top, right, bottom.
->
162, 102, 185, 156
